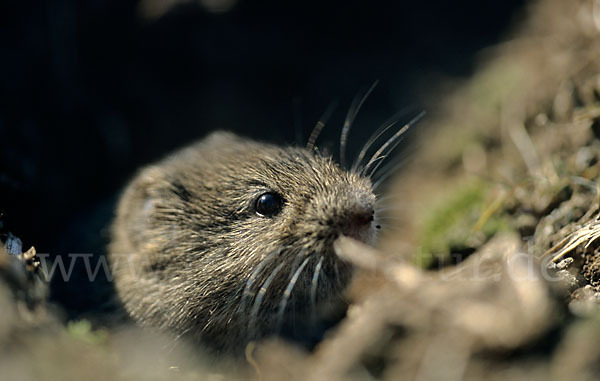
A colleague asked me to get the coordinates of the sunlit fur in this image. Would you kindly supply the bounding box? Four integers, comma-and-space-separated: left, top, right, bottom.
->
109, 132, 377, 353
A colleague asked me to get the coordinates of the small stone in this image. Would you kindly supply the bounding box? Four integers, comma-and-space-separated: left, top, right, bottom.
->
556, 257, 574, 270
569, 285, 600, 316
4, 233, 22, 256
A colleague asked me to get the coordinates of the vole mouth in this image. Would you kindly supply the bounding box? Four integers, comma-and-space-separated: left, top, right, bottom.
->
339, 227, 375, 245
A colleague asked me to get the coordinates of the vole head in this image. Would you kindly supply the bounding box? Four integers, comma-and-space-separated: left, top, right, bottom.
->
110, 131, 377, 351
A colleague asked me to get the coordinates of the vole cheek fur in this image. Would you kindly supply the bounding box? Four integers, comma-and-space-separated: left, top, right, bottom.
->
108, 131, 377, 353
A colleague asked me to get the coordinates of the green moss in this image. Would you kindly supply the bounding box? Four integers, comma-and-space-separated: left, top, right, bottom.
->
67, 320, 108, 346
414, 180, 512, 268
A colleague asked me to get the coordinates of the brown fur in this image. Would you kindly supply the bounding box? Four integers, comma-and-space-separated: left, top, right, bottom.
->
108, 132, 376, 353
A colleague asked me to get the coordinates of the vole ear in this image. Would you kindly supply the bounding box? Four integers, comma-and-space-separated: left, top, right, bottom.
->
115, 166, 166, 244
202, 131, 243, 146
110, 165, 172, 277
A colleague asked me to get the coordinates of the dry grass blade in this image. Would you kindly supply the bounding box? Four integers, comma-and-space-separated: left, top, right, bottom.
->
545, 214, 600, 263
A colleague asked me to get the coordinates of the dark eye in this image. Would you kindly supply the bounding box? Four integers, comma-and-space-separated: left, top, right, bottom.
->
255, 192, 283, 217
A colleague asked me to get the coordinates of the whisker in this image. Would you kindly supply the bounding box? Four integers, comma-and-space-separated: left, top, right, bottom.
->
249, 262, 285, 340
376, 204, 407, 211
164, 326, 195, 354
339, 80, 379, 168
350, 106, 413, 173
310, 256, 324, 325
362, 111, 425, 177
306, 101, 339, 151
276, 256, 311, 332
333, 262, 341, 288
363, 128, 410, 180
372, 142, 417, 181
376, 209, 405, 215
375, 216, 404, 222
375, 205, 404, 214
376, 206, 408, 213
375, 195, 403, 206
365, 154, 392, 179
372, 156, 414, 191
375, 194, 403, 204
239, 250, 278, 313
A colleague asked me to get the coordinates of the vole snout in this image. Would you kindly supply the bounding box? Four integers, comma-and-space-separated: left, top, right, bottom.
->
339, 206, 375, 242
347, 208, 374, 227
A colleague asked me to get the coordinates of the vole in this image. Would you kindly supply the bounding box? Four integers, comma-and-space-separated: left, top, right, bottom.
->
108, 120, 415, 353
